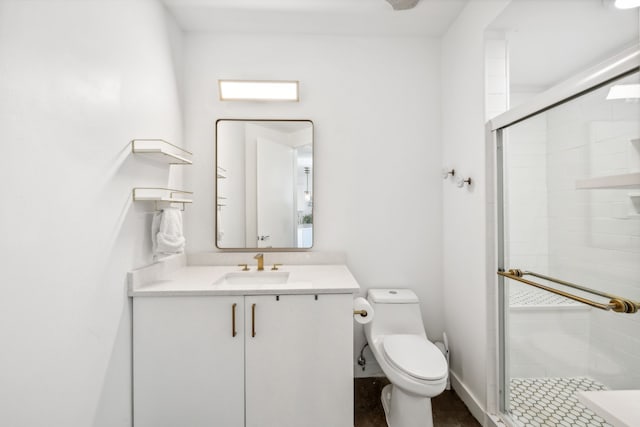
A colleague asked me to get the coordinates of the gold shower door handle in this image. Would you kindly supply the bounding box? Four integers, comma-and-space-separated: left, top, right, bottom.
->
251, 303, 256, 337
498, 269, 637, 313
231, 303, 237, 337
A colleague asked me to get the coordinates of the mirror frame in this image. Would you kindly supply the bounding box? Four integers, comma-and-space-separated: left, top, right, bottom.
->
215, 118, 314, 251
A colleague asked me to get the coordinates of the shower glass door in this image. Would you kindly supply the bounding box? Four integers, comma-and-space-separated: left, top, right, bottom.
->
497, 69, 640, 427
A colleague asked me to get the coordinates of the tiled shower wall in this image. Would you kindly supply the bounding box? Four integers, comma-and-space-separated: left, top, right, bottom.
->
508, 307, 591, 379
545, 75, 640, 389
504, 74, 640, 387
504, 96, 549, 272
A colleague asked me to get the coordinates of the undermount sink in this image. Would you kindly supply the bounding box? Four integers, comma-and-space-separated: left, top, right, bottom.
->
214, 271, 290, 285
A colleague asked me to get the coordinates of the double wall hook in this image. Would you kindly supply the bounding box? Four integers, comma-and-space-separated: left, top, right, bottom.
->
443, 166, 472, 188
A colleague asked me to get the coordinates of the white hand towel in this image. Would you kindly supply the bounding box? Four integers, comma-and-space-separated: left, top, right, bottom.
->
151, 210, 162, 254
155, 207, 185, 255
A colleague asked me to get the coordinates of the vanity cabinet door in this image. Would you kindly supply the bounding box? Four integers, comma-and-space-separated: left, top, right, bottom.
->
133, 296, 244, 427
244, 294, 353, 427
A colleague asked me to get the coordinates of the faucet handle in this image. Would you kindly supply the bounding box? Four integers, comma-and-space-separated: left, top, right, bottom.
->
271, 263, 282, 271
238, 263, 250, 271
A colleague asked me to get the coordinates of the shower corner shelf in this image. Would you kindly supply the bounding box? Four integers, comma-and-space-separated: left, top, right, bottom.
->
132, 188, 193, 210
132, 139, 193, 165
577, 390, 640, 427
575, 172, 640, 190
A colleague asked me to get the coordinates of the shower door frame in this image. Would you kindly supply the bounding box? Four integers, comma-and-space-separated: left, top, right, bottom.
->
486, 44, 640, 426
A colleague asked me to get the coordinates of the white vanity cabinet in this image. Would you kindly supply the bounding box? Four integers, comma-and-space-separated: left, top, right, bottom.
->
244, 294, 353, 427
133, 293, 353, 427
133, 296, 245, 427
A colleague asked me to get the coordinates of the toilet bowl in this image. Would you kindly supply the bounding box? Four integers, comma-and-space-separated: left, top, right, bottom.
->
364, 289, 448, 427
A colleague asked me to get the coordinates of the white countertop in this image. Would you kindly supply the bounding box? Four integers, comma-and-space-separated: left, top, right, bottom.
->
128, 254, 360, 296
577, 390, 640, 427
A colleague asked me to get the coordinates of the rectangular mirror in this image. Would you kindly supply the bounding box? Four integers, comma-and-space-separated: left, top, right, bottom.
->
216, 119, 313, 249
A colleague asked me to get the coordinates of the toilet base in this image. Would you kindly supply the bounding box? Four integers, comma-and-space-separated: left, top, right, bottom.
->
380, 384, 434, 427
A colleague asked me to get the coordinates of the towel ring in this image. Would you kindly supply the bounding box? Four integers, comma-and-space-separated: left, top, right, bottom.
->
154, 200, 186, 211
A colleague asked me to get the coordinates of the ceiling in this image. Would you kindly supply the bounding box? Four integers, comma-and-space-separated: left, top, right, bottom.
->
488, 0, 639, 90
161, 0, 639, 91
161, 0, 468, 36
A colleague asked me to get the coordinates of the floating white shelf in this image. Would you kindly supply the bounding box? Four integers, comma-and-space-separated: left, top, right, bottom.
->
132, 139, 192, 165
133, 188, 193, 210
575, 172, 640, 190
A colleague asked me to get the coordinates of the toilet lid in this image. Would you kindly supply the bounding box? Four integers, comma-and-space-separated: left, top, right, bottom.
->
383, 335, 448, 381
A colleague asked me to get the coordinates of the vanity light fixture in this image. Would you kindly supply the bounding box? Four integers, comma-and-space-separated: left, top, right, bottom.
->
606, 83, 640, 100
218, 80, 299, 101
304, 166, 311, 202
614, 0, 640, 9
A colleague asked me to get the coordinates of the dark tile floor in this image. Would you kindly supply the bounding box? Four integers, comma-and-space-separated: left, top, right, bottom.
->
355, 377, 481, 427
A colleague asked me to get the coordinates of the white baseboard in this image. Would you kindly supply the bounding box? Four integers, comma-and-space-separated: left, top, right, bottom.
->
487, 413, 507, 427
449, 370, 490, 427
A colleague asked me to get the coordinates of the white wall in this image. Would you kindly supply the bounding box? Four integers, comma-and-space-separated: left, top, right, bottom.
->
485, 37, 509, 121
182, 33, 443, 374
440, 0, 510, 423
0, 1, 183, 425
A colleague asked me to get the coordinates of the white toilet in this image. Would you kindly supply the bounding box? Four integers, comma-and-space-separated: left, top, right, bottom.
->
364, 289, 448, 427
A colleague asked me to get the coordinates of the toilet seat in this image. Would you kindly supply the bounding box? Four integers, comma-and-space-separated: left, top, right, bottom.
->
382, 334, 447, 381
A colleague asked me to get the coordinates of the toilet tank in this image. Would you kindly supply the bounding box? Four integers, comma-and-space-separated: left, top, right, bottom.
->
365, 289, 427, 338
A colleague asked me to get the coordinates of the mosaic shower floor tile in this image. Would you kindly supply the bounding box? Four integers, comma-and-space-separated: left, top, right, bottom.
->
509, 286, 581, 307
509, 377, 611, 427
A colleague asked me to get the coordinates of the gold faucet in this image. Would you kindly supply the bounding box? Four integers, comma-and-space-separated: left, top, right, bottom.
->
254, 253, 264, 271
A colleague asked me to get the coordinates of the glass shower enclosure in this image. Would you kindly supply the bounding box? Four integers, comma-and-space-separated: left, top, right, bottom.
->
491, 48, 640, 427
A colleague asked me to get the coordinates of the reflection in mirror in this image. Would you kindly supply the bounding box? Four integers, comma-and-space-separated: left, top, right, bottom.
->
216, 120, 313, 249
